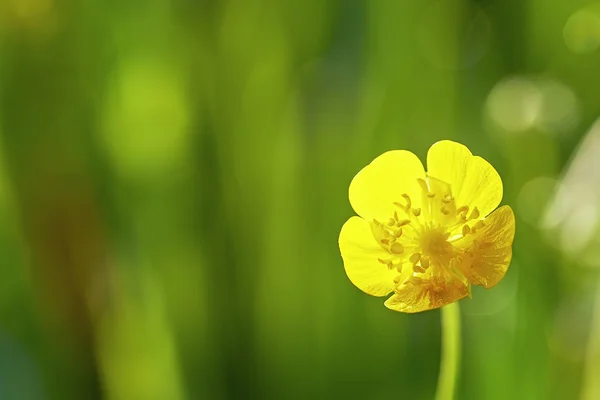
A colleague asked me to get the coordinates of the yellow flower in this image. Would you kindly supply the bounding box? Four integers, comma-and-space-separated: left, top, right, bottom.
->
339, 140, 515, 313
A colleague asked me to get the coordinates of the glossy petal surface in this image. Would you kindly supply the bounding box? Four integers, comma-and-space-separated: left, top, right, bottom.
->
349, 150, 426, 222
427, 140, 503, 217
384, 279, 470, 313
339, 216, 398, 296
456, 205, 515, 288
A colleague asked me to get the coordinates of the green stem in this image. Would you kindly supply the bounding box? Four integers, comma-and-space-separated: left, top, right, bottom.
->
435, 302, 461, 400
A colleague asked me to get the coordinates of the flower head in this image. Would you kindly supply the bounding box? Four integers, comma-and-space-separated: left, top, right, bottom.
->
339, 140, 515, 313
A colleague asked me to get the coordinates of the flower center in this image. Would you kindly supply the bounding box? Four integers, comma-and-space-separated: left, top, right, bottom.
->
371, 176, 486, 288
419, 228, 452, 259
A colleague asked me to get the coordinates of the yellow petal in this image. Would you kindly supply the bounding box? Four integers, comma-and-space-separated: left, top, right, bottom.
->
458, 205, 515, 288
349, 150, 426, 222
339, 216, 398, 297
426, 140, 503, 217
384, 278, 469, 313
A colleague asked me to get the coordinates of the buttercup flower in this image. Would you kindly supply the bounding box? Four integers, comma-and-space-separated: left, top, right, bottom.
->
339, 140, 515, 313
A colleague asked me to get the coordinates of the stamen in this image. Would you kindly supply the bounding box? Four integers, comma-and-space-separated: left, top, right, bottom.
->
469, 207, 480, 220
378, 258, 394, 269
442, 195, 454, 204
413, 264, 426, 273
397, 219, 411, 227
412, 208, 422, 217
462, 225, 470, 236
394, 229, 403, 238
387, 218, 395, 226
440, 206, 450, 215
402, 193, 412, 210
409, 253, 421, 264
427, 192, 436, 198
456, 205, 469, 214
380, 239, 389, 245
473, 220, 485, 230
390, 242, 404, 254
420, 257, 430, 270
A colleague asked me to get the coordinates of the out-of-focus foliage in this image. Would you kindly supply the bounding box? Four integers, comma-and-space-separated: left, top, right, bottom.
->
1, 0, 600, 399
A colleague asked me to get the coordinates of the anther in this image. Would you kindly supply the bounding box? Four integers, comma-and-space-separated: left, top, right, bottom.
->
394, 229, 403, 238
440, 206, 450, 215
402, 193, 412, 209
409, 253, 421, 264
412, 208, 422, 217
380, 239, 389, 245
469, 207, 480, 220
473, 220, 485, 230
462, 225, 471, 236
456, 205, 469, 214
393, 275, 403, 284
420, 257, 430, 270
397, 219, 411, 227
390, 242, 404, 255
413, 264, 426, 273
378, 258, 394, 269
427, 192, 436, 198
442, 195, 454, 203
387, 218, 395, 226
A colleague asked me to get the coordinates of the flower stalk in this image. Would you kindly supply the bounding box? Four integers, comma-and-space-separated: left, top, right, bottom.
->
435, 302, 461, 400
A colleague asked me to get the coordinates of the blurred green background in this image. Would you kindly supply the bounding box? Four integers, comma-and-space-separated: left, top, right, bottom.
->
1, 0, 600, 399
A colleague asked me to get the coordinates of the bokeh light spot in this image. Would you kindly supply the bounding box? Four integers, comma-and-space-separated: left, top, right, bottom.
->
100, 58, 191, 180
559, 202, 599, 255
564, 6, 600, 54
516, 177, 557, 227
536, 79, 581, 135
486, 77, 580, 136
485, 77, 542, 133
